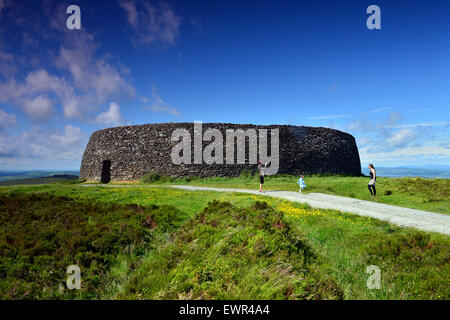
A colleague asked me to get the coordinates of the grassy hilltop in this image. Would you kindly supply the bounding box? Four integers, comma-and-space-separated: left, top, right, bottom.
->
0, 175, 449, 300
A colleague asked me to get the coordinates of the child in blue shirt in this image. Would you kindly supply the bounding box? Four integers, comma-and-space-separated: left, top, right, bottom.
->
297, 174, 306, 192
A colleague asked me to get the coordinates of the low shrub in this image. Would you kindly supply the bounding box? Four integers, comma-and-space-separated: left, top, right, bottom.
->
366, 231, 450, 299
60, 178, 86, 185
0, 192, 183, 299
185, 176, 200, 183
140, 172, 161, 183
120, 200, 343, 300
239, 169, 255, 178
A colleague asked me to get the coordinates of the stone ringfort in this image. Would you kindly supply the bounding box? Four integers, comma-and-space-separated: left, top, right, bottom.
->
80, 122, 361, 182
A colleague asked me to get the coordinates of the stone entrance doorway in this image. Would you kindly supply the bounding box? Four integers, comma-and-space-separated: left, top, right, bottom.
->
101, 160, 111, 183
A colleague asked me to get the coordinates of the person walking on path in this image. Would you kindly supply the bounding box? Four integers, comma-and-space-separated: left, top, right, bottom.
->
368, 163, 377, 196
297, 174, 307, 192
258, 160, 270, 193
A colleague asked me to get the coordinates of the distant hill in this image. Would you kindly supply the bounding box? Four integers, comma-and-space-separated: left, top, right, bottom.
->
0, 171, 79, 182
361, 166, 450, 178
0, 174, 79, 186
406, 164, 450, 170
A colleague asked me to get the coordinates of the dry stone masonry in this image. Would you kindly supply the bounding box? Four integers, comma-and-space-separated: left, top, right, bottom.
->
80, 123, 361, 182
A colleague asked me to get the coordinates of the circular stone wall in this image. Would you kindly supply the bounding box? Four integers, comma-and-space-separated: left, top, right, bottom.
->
80, 123, 361, 181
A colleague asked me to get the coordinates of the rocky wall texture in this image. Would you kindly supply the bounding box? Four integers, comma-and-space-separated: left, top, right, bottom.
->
80, 123, 361, 181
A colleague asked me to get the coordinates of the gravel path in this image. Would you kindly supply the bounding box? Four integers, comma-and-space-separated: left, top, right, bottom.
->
83, 184, 450, 235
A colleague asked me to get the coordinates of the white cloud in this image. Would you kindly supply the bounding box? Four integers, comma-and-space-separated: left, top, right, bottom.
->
0, 2, 137, 168
386, 129, 416, 148
359, 144, 450, 166
0, 31, 134, 121
55, 33, 133, 99
22, 95, 54, 121
118, 0, 182, 46
0, 70, 68, 121
0, 51, 13, 60
346, 111, 450, 166
346, 112, 448, 137
150, 104, 181, 116
0, 49, 15, 77
307, 114, 350, 120
0, 0, 6, 13
61, 96, 83, 119
0, 109, 16, 129
118, 0, 138, 28
54, 33, 134, 118
0, 125, 85, 161
50, 125, 85, 146
347, 112, 403, 134
328, 83, 339, 93
25, 69, 67, 95
96, 102, 128, 127
356, 136, 372, 148
143, 87, 181, 116
0, 79, 25, 102
385, 121, 450, 129
370, 107, 391, 113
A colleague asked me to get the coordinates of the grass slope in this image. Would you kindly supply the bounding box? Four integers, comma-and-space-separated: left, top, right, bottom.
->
1, 183, 448, 299
118, 201, 343, 300
138, 173, 450, 214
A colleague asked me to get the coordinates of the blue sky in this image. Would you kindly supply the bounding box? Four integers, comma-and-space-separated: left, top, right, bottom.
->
0, 0, 449, 170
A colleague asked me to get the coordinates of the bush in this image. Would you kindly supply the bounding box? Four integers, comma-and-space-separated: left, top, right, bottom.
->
185, 176, 200, 182
366, 231, 450, 299
140, 172, 161, 183
239, 169, 254, 178
0, 193, 183, 299
61, 178, 86, 185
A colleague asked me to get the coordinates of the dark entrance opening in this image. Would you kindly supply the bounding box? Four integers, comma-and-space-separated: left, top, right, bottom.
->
101, 160, 111, 183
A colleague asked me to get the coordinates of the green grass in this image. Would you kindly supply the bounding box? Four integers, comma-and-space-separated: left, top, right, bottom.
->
136, 173, 450, 214
117, 201, 343, 300
0, 192, 184, 299
0, 183, 448, 299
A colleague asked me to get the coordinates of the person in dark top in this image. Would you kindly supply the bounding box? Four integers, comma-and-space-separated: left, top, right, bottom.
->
257, 160, 270, 193
368, 163, 376, 196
